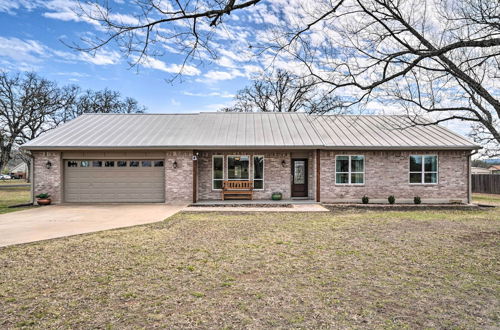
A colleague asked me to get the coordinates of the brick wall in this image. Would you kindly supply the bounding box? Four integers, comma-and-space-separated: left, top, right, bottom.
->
319, 150, 469, 203
32, 149, 469, 204
197, 151, 316, 201
165, 151, 193, 203
33, 151, 62, 203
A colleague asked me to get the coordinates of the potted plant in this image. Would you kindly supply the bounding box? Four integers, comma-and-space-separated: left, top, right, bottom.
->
36, 193, 52, 205
361, 195, 369, 204
271, 192, 282, 200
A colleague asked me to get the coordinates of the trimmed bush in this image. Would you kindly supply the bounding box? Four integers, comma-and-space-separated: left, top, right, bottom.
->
414, 196, 422, 204
361, 195, 369, 204
388, 195, 396, 204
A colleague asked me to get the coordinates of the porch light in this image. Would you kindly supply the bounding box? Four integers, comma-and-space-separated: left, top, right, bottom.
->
45, 161, 52, 169
281, 160, 286, 167
172, 161, 178, 169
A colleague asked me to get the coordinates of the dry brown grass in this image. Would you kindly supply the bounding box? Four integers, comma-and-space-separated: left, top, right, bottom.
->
0, 208, 499, 328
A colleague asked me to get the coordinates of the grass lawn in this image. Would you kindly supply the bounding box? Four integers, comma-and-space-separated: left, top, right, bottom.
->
0, 179, 28, 185
0, 187, 32, 214
473, 193, 500, 206
1, 207, 499, 328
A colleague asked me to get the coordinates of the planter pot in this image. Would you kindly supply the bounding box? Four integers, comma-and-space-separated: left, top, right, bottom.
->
37, 198, 52, 206
271, 193, 282, 201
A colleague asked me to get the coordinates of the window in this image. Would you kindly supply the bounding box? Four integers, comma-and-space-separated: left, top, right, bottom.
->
227, 155, 249, 180
253, 156, 264, 189
336, 155, 364, 184
410, 155, 438, 184
105, 161, 115, 167
141, 160, 152, 167
117, 161, 127, 167
154, 160, 164, 167
212, 155, 224, 190
80, 161, 90, 167
129, 161, 139, 167
92, 160, 102, 167
67, 161, 78, 167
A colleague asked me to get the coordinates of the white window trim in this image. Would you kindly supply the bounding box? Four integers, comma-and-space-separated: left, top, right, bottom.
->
409, 155, 439, 185
253, 155, 265, 191
227, 155, 250, 181
335, 155, 365, 185
212, 155, 224, 191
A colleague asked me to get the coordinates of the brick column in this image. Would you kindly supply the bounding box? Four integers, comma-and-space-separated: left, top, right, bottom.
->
165, 150, 194, 203
33, 151, 63, 204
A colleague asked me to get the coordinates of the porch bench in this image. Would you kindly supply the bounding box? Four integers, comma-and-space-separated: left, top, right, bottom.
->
222, 180, 253, 200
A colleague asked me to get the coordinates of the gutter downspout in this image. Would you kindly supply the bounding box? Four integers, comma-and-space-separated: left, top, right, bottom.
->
30, 153, 35, 205
316, 149, 321, 202
468, 150, 479, 204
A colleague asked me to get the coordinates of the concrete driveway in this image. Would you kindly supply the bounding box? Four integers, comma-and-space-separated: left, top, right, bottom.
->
0, 204, 186, 247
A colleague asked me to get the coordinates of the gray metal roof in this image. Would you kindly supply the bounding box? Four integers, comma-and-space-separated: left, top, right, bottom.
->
22, 112, 479, 150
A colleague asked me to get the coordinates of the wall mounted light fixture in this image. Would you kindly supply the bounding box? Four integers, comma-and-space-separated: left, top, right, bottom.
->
281, 160, 286, 167
172, 161, 178, 169
45, 161, 52, 169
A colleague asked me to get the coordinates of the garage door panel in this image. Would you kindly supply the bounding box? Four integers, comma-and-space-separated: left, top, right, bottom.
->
64, 159, 165, 203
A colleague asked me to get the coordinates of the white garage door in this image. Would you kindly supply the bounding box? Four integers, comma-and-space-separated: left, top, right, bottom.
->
64, 159, 165, 203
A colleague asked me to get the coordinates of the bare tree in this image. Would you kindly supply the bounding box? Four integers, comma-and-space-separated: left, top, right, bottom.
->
0, 72, 66, 172
223, 70, 344, 113
76, 0, 499, 155
57, 88, 146, 123
0, 72, 146, 172
70, 0, 262, 77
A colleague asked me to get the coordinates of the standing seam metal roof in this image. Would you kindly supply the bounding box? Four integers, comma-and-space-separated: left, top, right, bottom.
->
22, 112, 480, 150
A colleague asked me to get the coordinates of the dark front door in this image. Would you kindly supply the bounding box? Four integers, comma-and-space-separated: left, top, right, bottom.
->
292, 159, 308, 197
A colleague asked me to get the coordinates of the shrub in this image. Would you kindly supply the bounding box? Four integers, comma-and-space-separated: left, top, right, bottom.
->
414, 196, 422, 204
35, 193, 51, 199
361, 195, 369, 204
388, 195, 396, 204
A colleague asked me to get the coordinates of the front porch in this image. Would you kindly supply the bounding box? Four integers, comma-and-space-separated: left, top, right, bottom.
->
194, 150, 320, 202
192, 199, 320, 207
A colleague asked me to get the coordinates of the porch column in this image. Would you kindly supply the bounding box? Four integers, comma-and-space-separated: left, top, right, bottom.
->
316, 149, 321, 202
193, 152, 198, 203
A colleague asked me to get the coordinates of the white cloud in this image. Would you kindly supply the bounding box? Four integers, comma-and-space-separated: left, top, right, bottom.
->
0, 0, 37, 14
196, 69, 245, 83
183, 91, 235, 98
203, 102, 235, 112
54, 71, 91, 77
79, 50, 121, 65
136, 56, 201, 76
0, 36, 123, 68
0, 37, 47, 63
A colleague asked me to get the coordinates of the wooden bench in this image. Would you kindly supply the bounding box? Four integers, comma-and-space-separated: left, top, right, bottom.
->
221, 180, 253, 200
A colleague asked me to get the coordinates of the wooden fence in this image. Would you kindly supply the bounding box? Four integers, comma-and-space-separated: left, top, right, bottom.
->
472, 174, 500, 194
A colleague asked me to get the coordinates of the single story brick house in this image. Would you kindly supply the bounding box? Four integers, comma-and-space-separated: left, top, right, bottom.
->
22, 112, 479, 204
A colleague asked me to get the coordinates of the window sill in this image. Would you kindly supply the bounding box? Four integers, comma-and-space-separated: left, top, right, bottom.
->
409, 183, 439, 185
335, 184, 365, 187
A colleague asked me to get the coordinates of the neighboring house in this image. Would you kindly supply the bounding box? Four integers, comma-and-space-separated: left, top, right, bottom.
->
22, 113, 480, 204
488, 165, 500, 174
471, 167, 492, 175
9, 162, 28, 179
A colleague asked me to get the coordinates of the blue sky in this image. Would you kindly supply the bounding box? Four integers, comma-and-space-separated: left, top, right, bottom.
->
0, 0, 486, 139
0, 0, 261, 113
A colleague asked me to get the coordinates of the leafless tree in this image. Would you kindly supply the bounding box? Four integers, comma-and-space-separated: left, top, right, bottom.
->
0, 72, 146, 172
0, 72, 65, 172
56, 88, 145, 123
222, 70, 344, 113
76, 0, 499, 156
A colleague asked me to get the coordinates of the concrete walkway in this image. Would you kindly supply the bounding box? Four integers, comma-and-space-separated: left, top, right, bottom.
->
184, 203, 330, 212
0, 204, 185, 247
